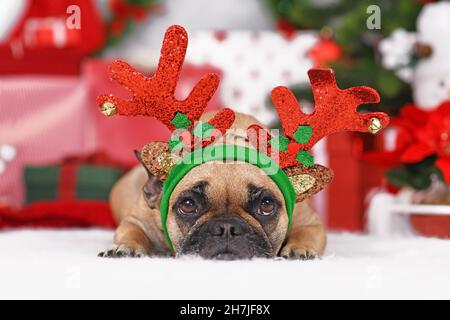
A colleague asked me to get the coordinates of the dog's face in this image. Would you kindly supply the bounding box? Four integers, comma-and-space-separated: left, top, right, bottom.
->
166, 161, 289, 260
139, 141, 333, 260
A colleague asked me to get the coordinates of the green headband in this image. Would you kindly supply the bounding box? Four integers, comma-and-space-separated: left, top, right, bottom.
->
159, 144, 297, 251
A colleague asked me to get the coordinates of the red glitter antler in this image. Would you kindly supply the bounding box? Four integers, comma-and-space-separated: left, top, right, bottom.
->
97, 25, 235, 147
248, 68, 390, 168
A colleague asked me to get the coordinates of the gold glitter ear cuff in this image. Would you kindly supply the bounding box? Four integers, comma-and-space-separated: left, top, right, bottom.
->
283, 165, 333, 202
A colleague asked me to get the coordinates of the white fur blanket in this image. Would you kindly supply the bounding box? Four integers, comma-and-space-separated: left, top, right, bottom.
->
0, 229, 449, 299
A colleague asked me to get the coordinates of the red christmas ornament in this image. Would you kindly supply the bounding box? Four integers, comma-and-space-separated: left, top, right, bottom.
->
309, 38, 342, 67
276, 19, 298, 40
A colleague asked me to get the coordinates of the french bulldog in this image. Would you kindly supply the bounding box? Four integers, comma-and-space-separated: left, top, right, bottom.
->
99, 112, 331, 260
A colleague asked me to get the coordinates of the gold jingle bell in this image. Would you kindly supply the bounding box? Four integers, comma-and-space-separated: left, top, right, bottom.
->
368, 117, 382, 134
100, 101, 117, 117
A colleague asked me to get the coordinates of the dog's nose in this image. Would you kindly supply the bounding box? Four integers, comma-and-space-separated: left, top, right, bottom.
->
210, 218, 244, 238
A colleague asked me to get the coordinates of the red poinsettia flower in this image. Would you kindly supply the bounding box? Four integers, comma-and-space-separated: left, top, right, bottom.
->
364, 103, 429, 168
401, 102, 450, 182
392, 103, 430, 130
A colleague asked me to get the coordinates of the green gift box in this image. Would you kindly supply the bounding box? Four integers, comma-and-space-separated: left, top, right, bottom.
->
25, 164, 123, 204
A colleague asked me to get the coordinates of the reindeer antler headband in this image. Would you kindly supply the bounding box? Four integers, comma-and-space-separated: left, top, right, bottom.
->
249, 69, 389, 169
98, 25, 390, 251
97, 26, 235, 150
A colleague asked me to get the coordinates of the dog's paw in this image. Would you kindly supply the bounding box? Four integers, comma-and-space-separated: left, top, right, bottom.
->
279, 244, 319, 260
98, 244, 147, 258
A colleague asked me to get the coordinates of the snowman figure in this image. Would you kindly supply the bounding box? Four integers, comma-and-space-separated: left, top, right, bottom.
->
380, 2, 450, 110
369, 2, 450, 237
0, 144, 16, 174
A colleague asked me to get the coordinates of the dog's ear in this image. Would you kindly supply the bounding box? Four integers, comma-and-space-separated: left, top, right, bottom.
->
283, 165, 333, 203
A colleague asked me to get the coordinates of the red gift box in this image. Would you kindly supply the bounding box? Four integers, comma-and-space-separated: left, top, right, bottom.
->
0, 59, 223, 208
326, 133, 386, 231
0, 0, 105, 75
0, 74, 95, 208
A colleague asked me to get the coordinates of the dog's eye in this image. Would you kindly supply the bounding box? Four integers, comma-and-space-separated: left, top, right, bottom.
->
258, 197, 276, 216
178, 198, 198, 215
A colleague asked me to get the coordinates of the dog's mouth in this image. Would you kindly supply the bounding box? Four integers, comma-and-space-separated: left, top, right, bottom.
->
207, 246, 256, 261
211, 250, 242, 261
189, 245, 267, 260
179, 216, 274, 260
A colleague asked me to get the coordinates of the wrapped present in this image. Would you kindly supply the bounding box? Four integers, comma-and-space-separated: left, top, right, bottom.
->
186, 30, 317, 125
0, 200, 116, 230
0, 59, 221, 208
0, 74, 94, 208
24, 154, 124, 204
325, 133, 387, 231
0, 0, 105, 75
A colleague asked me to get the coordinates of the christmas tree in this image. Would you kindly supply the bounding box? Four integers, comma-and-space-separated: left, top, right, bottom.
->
104, 0, 160, 49
266, 0, 424, 115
